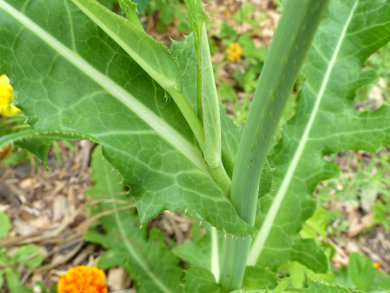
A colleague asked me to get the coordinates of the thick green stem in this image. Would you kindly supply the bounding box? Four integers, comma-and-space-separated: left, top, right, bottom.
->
219, 0, 329, 289
220, 235, 251, 289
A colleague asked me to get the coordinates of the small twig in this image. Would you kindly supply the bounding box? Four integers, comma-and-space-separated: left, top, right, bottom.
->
78, 204, 136, 234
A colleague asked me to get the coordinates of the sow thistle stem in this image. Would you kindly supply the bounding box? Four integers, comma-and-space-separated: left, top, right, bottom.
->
220, 0, 330, 289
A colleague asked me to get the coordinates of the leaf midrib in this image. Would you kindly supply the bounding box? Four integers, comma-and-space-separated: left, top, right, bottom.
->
247, 0, 359, 265
0, 0, 207, 174
71, 0, 177, 90
0, 129, 98, 149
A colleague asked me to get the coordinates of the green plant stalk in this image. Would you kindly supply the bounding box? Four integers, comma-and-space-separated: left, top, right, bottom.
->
220, 0, 330, 289
219, 234, 251, 287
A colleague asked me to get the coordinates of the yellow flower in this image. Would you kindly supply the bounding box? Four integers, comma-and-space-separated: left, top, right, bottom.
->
58, 266, 108, 293
226, 42, 242, 62
373, 262, 381, 269
0, 74, 21, 116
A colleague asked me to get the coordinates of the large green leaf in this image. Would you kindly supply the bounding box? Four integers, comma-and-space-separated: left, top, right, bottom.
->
0, 0, 253, 236
248, 0, 390, 271
242, 266, 278, 290
85, 146, 183, 293
72, 0, 179, 90
70, 0, 205, 152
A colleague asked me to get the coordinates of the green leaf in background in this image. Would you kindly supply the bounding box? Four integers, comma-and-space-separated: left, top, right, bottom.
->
218, 82, 236, 103
288, 259, 335, 289
0, 0, 253, 236
230, 280, 368, 293
0, 211, 10, 239
4, 269, 33, 293
218, 22, 237, 43
0, 244, 42, 292
290, 238, 328, 273
242, 266, 278, 290
233, 69, 258, 93
238, 33, 267, 62
0, 270, 3, 289
248, 0, 390, 274
269, 277, 290, 293
84, 146, 183, 293
130, 0, 147, 13
305, 280, 364, 293
373, 271, 390, 290
348, 253, 376, 291
300, 207, 328, 240
233, 2, 255, 24
184, 267, 223, 293
10, 245, 44, 269
173, 232, 214, 272
118, 0, 143, 30
288, 261, 306, 289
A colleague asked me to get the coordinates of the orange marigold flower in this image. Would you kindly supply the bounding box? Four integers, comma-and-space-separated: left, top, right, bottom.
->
226, 42, 242, 62
224, 9, 231, 15
58, 266, 108, 293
